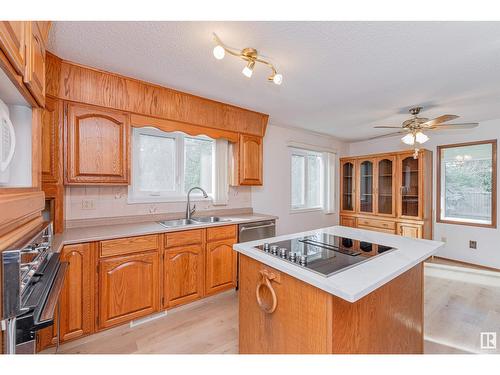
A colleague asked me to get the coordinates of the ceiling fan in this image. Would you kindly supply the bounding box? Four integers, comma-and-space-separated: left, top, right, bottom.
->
370, 106, 479, 151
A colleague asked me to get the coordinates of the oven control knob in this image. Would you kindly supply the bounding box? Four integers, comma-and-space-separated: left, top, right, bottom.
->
270, 245, 279, 255
279, 248, 287, 258
289, 252, 297, 262
300, 255, 308, 266
263, 243, 270, 252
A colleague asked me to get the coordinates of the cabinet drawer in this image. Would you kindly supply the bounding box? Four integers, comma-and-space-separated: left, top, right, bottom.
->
356, 218, 395, 230
357, 225, 396, 235
340, 216, 356, 228
165, 229, 204, 248
100, 234, 159, 257
207, 225, 237, 242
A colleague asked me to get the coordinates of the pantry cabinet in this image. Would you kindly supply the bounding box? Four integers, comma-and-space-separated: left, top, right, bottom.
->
339, 149, 432, 239
98, 251, 160, 330
65, 102, 130, 185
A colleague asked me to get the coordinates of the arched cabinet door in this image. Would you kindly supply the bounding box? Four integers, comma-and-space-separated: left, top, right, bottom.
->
236, 134, 263, 185
357, 159, 375, 214
398, 153, 422, 219
98, 252, 159, 329
164, 245, 205, 308
65, 102, 130, 184
340, 160, 356, 213
205, 239, 237, 295
376, 156, 396, 216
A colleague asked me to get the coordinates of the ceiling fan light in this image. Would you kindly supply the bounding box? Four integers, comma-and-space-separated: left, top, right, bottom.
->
272, 73, 283, 85
213, 45, 225, 60
401, 133, 415, 145
242, 61, 255, 78
415, 131, 429, 144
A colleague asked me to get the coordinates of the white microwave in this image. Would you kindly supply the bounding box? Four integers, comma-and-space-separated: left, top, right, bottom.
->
0, 98, 16, 185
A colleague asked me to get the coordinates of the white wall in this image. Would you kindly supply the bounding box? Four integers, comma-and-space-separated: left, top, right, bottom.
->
348, 119, 500, 269
252, 124, 348, 236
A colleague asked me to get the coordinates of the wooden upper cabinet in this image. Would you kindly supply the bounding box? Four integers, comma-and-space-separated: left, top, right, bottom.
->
234, 134, 263, 186
65, 103, 130, 185
24, 22, 46, 107
42, 97, 62, 183
0, 21, 26, 75
340, 159, 356, 213
98, 252, 159, 329
397, 152, 423, 219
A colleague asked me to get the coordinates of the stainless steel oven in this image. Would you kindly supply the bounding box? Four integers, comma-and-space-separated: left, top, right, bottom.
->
1, 222, 67, 354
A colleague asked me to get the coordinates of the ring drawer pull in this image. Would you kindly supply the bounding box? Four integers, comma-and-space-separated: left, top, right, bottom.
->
256, 270, 278, 314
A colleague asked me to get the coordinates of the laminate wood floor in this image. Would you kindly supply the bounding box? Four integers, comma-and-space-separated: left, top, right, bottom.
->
44, 260, 500, 354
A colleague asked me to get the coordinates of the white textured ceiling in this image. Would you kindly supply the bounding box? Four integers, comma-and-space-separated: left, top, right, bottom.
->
48, 21, 500, 141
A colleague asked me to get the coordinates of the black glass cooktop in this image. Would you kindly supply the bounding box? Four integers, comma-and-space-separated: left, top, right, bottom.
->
256, 233, 395, 277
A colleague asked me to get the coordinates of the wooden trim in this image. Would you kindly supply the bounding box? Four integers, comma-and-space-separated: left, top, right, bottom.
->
131, 114, 239, 143
0, 191, 45, 240
46, 52, 268, 137
0, 216, 43, 252
340, 148, 431, 161
436, 139, 497, 229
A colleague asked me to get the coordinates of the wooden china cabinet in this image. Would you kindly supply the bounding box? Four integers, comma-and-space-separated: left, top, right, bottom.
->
340, 149, 432, 239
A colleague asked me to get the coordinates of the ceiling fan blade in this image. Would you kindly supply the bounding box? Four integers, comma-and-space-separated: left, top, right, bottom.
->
421, 114, 459, 127
368, 131, 407, 140
373, 126, 403, 129
429, 123, 479, 130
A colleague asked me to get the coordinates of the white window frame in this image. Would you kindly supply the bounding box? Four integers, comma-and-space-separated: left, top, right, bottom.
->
128, 127, 216, 203
290, 147, 325, 212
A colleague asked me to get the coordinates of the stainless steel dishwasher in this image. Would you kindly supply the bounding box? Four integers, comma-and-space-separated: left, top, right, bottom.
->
238, 220, 276, 243
236, 220, 276, 289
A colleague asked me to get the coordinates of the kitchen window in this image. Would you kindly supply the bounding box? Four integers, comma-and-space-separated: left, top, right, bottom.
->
130, 127, 228, 203
290, 147, 336, 213
437, 140, 497, 228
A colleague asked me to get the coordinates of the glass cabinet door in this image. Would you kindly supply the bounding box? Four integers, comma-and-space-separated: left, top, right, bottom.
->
377, 158, 394, 215
359, 160, 374, 213
341, 162, 354, 212
400, 156, 420, 217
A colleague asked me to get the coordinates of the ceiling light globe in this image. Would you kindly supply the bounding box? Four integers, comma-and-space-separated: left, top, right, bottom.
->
213, 45, 225, 60
401, 133, 415, 145
272, 73, 283, 85
415, 131, 429, 144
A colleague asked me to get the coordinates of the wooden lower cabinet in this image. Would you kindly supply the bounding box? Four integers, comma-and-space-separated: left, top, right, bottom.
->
397, 223, 423, 239
206, 238, 237, 295
37, 243, 94, 351
340, 215, 356, 227
164, 244, 205, 308
98, 251, 159, 330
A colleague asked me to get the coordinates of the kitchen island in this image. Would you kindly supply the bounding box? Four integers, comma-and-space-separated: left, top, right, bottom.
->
233, 226, 443, 354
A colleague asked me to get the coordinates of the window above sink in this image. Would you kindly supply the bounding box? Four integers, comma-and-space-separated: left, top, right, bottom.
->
129, 127, 229, 204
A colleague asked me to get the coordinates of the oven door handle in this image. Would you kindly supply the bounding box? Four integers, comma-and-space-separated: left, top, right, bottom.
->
36, 262, 68, 325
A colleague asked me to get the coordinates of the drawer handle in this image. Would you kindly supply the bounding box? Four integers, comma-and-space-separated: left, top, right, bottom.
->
256, 270, 278, 314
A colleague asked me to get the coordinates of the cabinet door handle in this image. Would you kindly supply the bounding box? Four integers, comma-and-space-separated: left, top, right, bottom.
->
256, 270, 278, 314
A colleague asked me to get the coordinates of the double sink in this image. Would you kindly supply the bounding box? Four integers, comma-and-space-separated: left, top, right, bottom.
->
158, 216, 232, 228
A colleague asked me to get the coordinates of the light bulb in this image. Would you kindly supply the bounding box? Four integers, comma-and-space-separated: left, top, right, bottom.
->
272, 73, 283, 85
415, 131, 429, 144
401, 133, 415, 145
213, 45, 225, 60
242, 61, 255, 78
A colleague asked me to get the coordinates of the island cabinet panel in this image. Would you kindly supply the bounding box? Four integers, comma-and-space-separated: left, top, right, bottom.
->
331, 263, 423, 354
37, 243, 95, 351
239, 255, 424, 354
98, 252, 159, 330
163, 244, 205, 308
24, 22, 46, 107
65, 102, 130, 185
0, 21, 26, 75
239, 255, 332, 354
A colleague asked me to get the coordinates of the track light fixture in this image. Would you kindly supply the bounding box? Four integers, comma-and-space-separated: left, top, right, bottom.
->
212, 33, 283, 85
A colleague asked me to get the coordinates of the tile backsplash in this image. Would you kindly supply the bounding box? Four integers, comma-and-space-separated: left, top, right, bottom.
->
65, 185, 252, 221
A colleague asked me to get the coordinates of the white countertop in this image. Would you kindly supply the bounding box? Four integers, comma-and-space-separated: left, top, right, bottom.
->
52, 213, 277, 253
233, 225, 444, 303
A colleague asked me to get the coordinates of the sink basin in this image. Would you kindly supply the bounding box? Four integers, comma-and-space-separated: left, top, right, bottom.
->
157, 219, 198, 228
192, 216, 230, 223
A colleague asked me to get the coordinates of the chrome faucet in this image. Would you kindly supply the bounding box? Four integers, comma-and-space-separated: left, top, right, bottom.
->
186, 187, 208, 220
